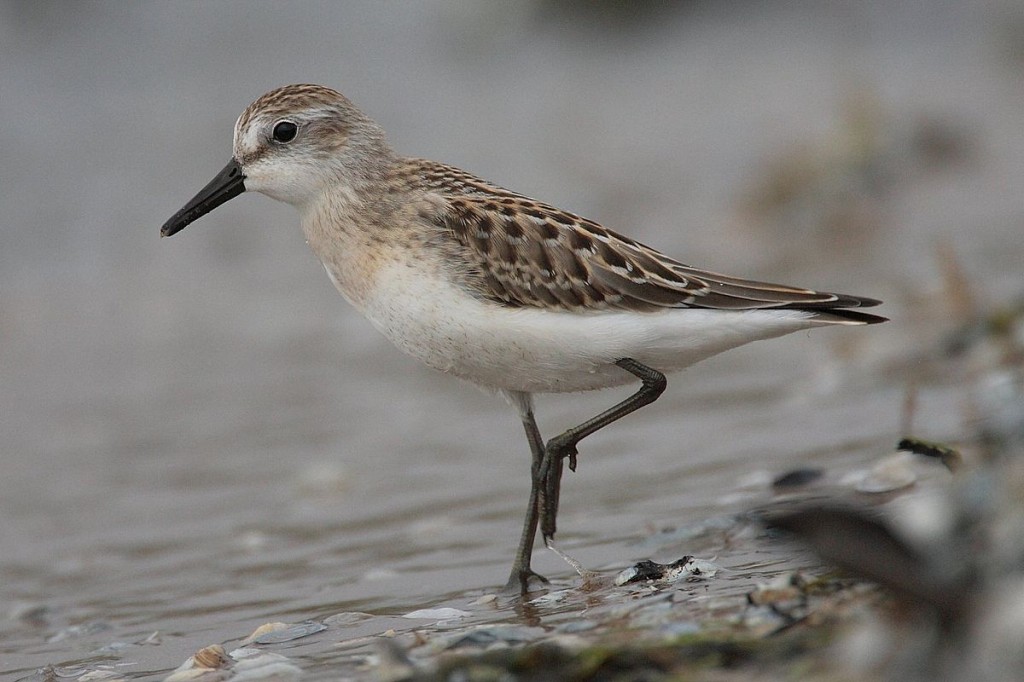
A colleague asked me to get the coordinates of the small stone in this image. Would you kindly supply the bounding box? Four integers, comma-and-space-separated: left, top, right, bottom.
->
401, 607, 470, 621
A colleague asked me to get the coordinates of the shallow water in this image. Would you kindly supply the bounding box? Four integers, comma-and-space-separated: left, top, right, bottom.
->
2, 1, 1022, 679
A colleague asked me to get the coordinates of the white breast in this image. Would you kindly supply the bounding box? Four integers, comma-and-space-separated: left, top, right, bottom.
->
350, 259, 820, 394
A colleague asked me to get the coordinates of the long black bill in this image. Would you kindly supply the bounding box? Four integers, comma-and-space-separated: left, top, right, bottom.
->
160, 158, 246, 237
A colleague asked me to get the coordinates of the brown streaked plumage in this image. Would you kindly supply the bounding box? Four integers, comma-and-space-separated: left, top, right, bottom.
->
161, 84, 886, 595
394, 157, 882, 319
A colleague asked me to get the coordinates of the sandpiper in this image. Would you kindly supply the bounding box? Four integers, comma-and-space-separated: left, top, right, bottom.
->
161, 84, 886, 593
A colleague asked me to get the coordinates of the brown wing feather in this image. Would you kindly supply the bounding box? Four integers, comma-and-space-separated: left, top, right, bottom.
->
401, 159, 883, 318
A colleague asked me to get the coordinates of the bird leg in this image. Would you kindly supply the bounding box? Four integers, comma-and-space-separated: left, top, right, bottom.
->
504, 392, 551, 594
539, 358, 667, 541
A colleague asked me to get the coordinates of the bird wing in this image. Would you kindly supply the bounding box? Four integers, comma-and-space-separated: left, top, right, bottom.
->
404, 159, 882, 316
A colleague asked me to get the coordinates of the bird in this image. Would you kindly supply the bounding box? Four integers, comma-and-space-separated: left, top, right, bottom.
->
161, 84, 886, 593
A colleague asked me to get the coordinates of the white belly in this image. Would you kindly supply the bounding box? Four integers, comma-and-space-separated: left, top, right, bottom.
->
348, 260, 821, 394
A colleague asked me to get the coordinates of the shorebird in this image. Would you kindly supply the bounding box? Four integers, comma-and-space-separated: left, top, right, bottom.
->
161, 84, 886, 593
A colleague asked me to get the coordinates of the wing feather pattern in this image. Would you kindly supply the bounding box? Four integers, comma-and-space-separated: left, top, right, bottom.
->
399, 159, 885, 323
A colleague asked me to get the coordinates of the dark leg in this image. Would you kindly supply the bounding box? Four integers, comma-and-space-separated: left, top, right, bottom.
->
503, 392, 550, 594
539, 358, 667, 540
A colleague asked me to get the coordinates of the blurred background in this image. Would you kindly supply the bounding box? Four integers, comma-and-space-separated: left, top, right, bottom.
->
2, 1, 1022, 679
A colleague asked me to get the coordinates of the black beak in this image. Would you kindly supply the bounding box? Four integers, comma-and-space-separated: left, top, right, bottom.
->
160, 158, 246, 237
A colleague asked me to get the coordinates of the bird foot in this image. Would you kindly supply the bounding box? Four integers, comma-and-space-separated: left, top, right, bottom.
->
502, 567, 549, 595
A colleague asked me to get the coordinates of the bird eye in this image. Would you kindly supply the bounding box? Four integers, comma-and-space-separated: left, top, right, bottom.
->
272, 121, 298, 143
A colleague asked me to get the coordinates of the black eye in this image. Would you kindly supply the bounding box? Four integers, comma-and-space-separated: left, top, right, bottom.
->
272, 121, 297, 143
